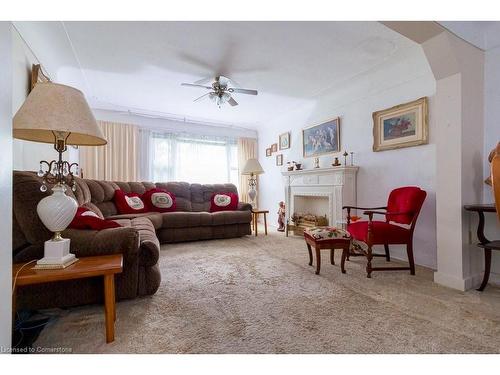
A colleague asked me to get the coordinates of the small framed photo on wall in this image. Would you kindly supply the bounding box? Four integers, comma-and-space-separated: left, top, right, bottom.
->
271, 143, 278, 153
279, 132, 291, 150
266, 148, 272, 157
276, 154, 283, 166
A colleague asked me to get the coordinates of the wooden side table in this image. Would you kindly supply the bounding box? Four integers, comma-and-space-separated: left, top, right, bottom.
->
464, 204, 498, 291
12, 254, 123, 343
251, 209, 269, 236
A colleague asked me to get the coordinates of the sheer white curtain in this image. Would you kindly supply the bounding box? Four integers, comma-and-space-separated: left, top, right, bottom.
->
148, 131, 238, 185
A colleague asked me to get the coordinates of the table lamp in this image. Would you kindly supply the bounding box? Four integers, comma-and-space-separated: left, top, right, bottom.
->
241, 158, 264, 208
13, 82, 107, 268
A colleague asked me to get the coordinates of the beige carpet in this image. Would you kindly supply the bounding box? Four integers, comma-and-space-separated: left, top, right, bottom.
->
35, 229, 500, 353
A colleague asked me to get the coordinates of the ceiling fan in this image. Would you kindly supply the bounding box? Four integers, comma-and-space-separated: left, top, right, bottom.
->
181, 75, 258, 108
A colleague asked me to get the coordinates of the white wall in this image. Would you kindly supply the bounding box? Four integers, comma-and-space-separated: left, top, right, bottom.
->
0, 21, 13, 351
482, 45, 500, 283
258, 45, 438, 268
12, 28, 79, 172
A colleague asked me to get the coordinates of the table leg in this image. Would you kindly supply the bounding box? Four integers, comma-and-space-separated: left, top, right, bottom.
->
255, 214, 258, 236
306, 243, 313, 266
341, 245, 348, 274
315, 247, 321, 275
477, 248, 492, 292
330, 249, 335, 265
103, 274, 116, 343
264, 213, 268, 235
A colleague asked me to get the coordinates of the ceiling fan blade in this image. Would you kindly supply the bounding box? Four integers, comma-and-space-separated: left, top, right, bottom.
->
228, 88, 258, 95
193, 93, 211, 102
181, 83, 213, 89
193, 77, 214, 85
228, 97, 238, 106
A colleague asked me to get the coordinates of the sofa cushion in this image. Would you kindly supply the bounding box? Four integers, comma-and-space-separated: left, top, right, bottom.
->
161, 211, 213, 228
107, 212, 164, 230
211, 210, 252, 225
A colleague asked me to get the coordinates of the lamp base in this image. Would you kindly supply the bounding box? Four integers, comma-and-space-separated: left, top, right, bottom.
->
35, 238, 78, 269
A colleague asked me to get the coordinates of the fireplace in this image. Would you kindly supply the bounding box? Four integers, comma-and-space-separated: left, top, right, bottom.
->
281, 167, 358, 235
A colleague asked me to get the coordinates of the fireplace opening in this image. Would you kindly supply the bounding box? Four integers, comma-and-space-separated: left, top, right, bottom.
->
289, 195, 330, 235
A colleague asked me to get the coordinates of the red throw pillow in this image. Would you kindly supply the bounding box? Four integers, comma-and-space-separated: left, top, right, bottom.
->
210, 192, 239, 212
114, 189, 147, 214
143, 188, 176, 213
69, 207, 122, 230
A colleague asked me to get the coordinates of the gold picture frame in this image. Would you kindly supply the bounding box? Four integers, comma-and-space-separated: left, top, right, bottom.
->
30, 64, 51, 92
372, 97, 428, 152
302, 117, 340, 158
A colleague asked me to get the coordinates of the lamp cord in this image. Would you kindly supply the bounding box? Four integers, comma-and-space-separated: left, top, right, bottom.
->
12, 260, 37, 295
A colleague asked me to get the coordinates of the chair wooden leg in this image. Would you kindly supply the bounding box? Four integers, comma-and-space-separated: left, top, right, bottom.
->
306, 243, 313, 266
315, 247, 321, 275
366, 245, 373, 278
330, 249, 335, 265
407, 242, 416, 275
264, 213, 268, 235
477, 248, 492, 291
341, 245, 348, 274
384, 244, 391, 262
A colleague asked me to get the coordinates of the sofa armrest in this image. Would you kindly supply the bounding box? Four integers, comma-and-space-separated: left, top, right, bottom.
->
63, 226, 140, 261
238, 202, 253, 212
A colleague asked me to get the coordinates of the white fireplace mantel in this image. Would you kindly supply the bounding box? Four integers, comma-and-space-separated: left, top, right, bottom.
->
281, 166, 358, 228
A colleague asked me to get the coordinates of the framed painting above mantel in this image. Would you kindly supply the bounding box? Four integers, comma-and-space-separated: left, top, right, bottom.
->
372, 97, 428, 152
302, 117, 340, 158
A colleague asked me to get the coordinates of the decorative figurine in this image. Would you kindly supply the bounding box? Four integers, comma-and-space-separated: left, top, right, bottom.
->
277, 201, 286, 232
295, 162, 302, 170
313, 157, 320, 168
286, 162, 294, 171
350, 152, 354, 166
343, 151, 349, 166
332, 157, 341, 166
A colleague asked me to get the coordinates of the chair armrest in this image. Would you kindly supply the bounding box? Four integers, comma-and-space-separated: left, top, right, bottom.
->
363, 210, 411, 221
63, 227, 140, 261
238, 202, 253, 212
343, 206, 387, 210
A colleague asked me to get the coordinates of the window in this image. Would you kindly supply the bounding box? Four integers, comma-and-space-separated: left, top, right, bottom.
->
151, 132, 238, 186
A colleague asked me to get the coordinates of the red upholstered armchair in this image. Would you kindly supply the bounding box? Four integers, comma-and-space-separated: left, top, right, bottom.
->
343, 186, 427, 278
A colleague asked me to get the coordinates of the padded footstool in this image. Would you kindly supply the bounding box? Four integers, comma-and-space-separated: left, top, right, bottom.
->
303, 227, 351, 275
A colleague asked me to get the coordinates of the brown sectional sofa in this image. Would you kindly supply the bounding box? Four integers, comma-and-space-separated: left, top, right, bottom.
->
13, 171, 252, 310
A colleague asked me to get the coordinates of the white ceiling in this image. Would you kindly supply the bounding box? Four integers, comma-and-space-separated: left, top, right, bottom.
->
439, 21, 500, 51
14, 21, 418, 129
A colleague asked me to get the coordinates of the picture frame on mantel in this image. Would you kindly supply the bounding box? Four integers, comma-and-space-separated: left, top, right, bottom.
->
302, 117, 340, 158
372, 97, 428, 152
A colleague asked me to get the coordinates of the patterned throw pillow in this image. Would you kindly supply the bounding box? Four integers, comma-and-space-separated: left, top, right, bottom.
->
209, 192, 239, 212
69, 207, 122, 230
143, 188, 176, 213
113, 189, 147, 214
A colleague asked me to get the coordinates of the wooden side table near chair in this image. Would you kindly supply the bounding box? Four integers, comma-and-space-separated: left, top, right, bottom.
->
251, 209, 269, 236
12, 254, 123, 343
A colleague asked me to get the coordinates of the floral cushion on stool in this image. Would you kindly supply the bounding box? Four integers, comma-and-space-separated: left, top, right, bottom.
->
304, 226, 351, 241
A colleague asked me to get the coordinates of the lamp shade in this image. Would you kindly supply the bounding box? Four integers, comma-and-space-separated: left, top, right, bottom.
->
241, 158, 264, 175
13, 82, 106, 146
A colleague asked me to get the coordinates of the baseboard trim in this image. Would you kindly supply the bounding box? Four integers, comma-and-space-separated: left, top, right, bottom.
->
433, 272, 467, 291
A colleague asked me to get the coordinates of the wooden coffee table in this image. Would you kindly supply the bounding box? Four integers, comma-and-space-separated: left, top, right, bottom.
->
12, 254, 123, 343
